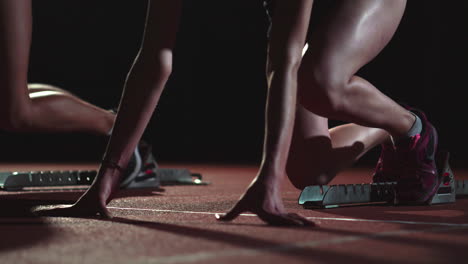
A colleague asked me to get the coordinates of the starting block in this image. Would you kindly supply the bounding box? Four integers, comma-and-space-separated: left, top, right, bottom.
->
299, 152, 468, 208
0, 143, 208, 191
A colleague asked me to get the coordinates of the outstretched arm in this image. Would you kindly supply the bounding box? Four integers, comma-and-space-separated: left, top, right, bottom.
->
217, 0, 314, 226
35, 0, 182, 217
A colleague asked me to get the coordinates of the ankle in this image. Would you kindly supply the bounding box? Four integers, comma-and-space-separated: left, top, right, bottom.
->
390, 111, 420, 143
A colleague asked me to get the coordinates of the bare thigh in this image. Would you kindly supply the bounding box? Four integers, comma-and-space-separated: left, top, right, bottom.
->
28, 83, 72, 95
301, 0, 406, 88
287, 0, 405, 188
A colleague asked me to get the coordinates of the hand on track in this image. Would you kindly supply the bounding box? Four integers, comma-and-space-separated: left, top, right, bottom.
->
216, 183, 314, 227
34, 199, 111, 218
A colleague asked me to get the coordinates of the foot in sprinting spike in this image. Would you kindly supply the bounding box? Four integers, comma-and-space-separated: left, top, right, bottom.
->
392, 108, 439, 204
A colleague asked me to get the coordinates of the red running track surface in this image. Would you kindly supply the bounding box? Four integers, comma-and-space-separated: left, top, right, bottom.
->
0, 163, 467, 264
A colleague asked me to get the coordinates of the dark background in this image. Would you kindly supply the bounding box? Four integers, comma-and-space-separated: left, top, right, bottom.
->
9, 0, 467, 168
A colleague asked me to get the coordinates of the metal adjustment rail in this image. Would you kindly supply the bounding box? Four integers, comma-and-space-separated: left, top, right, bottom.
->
0, 170, 97, 191
0, 142, 209, 191
299, 152, 468, 208
0, 168, 208, 191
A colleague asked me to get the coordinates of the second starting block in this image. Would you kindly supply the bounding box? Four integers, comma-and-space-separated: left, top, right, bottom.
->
0, 143, 208, 191
299, 152, 468, 208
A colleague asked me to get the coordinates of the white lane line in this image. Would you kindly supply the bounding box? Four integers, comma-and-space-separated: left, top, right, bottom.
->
134, 225, 468, 264
305, 216, 468, 227
107, 206, 468, 228
108, 206, 244, 216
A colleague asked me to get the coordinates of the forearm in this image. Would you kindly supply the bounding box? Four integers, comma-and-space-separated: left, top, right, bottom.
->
257, 67, 298, 181
103, 50, 173, 168
255, 0, 313, 183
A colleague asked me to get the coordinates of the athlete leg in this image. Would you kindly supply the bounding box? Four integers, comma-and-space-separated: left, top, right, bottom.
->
0, 1, 114, 135
27, 87, 115, 135
298, 0, 410, 137
28, 83, 72, 94
286, 0, 407, 189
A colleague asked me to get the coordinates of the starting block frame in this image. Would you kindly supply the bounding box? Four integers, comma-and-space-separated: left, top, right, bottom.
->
0, 168, 208, 191
299, 152, 468, 208
0, 144, 208, 191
